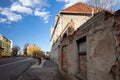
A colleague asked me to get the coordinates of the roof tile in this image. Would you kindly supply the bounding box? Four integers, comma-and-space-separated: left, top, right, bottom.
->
61, 2, 96, 13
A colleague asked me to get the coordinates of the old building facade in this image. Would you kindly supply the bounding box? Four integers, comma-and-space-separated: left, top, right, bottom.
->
50, 2, 120, 80
64, 10, 120, 80
58, 11, 117, 80
0, 34, 11, 57
50, 2, 96, 64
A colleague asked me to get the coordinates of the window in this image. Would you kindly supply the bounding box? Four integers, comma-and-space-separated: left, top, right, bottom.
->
77, 37, 86, 55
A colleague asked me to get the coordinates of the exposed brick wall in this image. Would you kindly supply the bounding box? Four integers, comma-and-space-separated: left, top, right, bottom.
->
111, 10, 120, 80
79, 55, 87, 80
58, 10, 120, 80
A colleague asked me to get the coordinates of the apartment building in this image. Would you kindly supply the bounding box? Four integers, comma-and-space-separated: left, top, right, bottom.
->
0, 40, 3, 57
0, 34, 11, 57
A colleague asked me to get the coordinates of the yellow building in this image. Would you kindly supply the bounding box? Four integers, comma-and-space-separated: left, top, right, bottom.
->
0, 34, 11, 57
27, 44, 41, 56
0, 46, 3, 57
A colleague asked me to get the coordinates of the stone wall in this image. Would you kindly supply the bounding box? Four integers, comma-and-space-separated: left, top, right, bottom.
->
111, 10, 120, 80
50, 13, 91, 65
50, 40, 60, 64
87, 13, 116, 80
58, 11, 120, 80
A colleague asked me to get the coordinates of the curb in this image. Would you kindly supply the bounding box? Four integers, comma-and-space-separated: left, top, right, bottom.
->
17, 61, 37, 80
17, 59, 46, 80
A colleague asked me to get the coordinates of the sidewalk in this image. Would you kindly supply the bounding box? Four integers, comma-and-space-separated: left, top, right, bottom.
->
17, 59, 65, 80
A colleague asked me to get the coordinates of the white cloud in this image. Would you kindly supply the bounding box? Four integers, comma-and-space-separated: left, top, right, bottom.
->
0, 7, 2, 10
0, 8, 22, 22
10, 4, 33, 14
0, 18, 7, 23
106, 0, 120, 10
56, 0, 120, 10
56, 0, 88, 8
0, 0, 50, 24
106, 1, 116, 9
19, 0, 34, 7
34, 9, 50, 23
19, 0, 49, 8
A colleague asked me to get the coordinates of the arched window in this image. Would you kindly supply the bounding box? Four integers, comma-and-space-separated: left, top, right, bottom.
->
63, 33, 67, 39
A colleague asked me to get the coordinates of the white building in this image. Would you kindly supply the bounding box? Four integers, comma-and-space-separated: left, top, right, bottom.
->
50, 2, 96, 64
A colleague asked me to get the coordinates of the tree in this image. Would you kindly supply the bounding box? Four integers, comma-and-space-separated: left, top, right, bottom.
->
32, 50, 43, 64
12, 45, 20, 56
32, 50, 42, 58
23, 43, 29, 56
27, 44, 42, 56
91, 0, 113, 12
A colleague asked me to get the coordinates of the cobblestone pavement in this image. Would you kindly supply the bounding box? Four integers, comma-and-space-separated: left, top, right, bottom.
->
18, 59, 65, 80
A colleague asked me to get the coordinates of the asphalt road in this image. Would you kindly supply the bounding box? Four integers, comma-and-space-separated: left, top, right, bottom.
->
0, 57, 38, 80
18, 60, 65, 80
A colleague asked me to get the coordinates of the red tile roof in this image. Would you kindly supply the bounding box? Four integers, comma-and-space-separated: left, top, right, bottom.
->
61, 2, 98, 13
61, 2, 114, 14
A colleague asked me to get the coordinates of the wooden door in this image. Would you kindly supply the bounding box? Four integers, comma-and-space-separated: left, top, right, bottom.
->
77, 37, 87, 80
61, 45, 68, 72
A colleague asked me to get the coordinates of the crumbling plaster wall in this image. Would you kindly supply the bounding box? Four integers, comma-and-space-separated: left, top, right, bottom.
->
60, 36, 80, 80
87, 15, 116, 80
51, 14, 90, 65
61, 14, 90, 31
50, 40, 60, 64
59, 11, 120, 80
67, 37, 79, 74
111, 10, 120, 80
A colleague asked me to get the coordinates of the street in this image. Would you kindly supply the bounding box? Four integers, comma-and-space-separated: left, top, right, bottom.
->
0, 57, 38, 80
18, 60, 65, 80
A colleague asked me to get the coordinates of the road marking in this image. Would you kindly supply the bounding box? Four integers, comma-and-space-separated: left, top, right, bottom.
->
0, 58, 33, 67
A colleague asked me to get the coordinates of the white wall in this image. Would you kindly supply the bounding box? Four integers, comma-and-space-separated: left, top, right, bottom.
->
50, 13, 91, 64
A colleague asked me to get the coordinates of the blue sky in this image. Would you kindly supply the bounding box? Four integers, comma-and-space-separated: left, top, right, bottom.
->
0, 0, 120, 51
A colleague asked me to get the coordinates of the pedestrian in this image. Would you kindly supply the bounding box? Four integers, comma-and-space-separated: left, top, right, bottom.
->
38, 57, 41, 65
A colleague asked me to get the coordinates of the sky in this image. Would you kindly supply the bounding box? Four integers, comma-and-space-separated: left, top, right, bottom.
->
0, 0, 120, 52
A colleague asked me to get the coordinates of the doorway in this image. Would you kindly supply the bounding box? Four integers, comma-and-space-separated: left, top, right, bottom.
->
77, 37, 87, 80
61, 45, 68, 72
